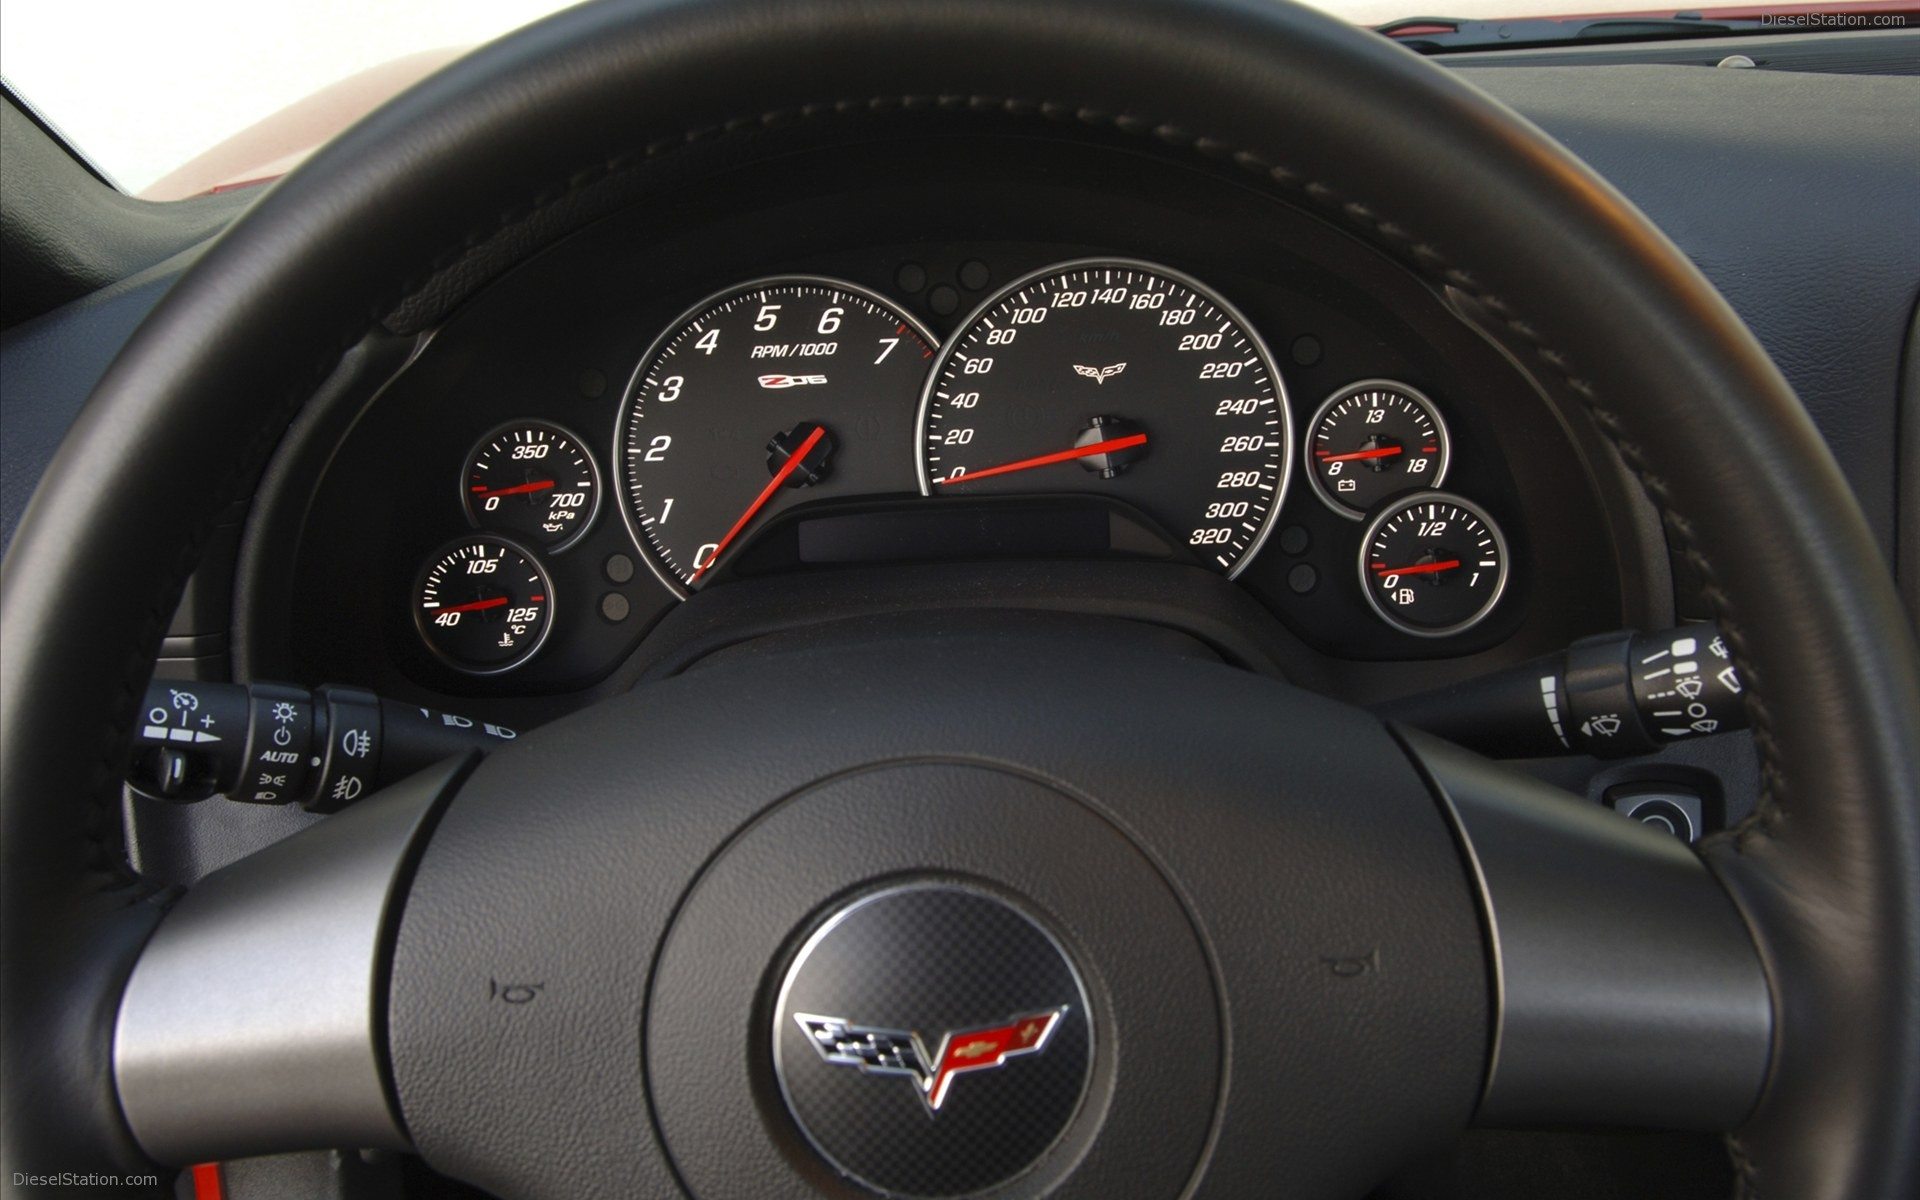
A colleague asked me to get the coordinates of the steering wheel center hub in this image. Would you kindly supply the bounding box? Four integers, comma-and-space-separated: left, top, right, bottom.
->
773, 883, 1093, 1195
640, 758, 1223, 1199
384, 641, 1500, 1197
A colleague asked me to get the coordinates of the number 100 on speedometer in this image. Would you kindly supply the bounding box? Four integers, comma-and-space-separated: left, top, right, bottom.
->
917, 259, 1292, 578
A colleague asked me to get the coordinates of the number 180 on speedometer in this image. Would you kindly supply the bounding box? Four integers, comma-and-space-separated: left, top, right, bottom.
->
917, 259, 1293, 577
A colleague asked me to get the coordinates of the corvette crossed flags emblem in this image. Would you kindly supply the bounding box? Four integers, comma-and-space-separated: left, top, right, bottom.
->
794, 1007, 1068, 1114
1072, 362, 1127, 385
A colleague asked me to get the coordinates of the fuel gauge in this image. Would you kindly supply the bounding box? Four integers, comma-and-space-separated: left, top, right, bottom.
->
1359, 491, 1508, 638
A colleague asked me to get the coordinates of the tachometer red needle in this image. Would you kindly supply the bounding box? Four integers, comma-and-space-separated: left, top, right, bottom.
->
470, 480, 555, 498
689, 424, 828, 583
1373, 559, 1462, 576
1315, 446, 1402, 463
437, 596, 511, 613
935, 433, 1149, 486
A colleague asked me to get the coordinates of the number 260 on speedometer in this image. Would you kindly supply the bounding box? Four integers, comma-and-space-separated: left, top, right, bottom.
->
917, 259, 1293, 578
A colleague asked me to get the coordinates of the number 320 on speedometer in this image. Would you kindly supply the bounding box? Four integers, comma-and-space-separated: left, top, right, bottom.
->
917, 259, 1292, 578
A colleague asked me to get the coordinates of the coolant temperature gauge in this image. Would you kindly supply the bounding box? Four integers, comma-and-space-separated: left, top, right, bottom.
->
1359, 491, 1508, 637
413, 535, 554, 674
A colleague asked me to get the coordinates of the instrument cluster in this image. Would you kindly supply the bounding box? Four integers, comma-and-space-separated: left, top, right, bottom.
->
401, 258, 1511, 677
262, 135, 1632, 705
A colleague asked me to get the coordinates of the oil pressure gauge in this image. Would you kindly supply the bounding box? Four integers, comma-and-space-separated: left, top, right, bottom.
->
1306, 380, 1449, 518
1359, 491, 1508, 638
464, 421, 601, 551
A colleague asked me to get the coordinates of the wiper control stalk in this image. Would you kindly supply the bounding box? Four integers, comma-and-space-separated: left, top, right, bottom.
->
1381, 623, 1749, 758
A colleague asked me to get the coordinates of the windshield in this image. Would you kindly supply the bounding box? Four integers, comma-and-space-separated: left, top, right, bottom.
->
1, 1, 1908, 198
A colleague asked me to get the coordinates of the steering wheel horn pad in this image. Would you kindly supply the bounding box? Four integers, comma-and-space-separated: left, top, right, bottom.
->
388, 639, 1485, 1198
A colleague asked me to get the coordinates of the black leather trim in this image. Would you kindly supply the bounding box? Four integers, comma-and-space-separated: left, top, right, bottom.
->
0, 886, 168, 1190
0, 97, 250, 329
0, 249, 201, 552
1460, 64, 1920, 563
1899, 296, 1918, 626
3, 1, 1916, 1194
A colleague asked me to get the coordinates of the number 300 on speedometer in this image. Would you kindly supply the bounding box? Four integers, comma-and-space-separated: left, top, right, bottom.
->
917, 259, 1292, 578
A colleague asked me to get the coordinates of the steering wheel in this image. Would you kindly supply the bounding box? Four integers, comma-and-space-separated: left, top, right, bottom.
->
5, 1, 1916, 1197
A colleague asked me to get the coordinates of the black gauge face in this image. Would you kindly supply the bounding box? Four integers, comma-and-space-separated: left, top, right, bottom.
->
616, 277, 936, 595
1307, 380, 1450, 518
464, 422, 601, 551
413, 535, 554, 673
918, 259, 1290, 577
1359, 491, 1509, 637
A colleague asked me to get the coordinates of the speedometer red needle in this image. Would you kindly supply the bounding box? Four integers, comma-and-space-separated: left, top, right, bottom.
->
935, 433, 1149, 486
1373, 559, 1462, 576
471, 480, 555, 498
689, 423, 828, 584
1316, 446, 1402, 463
437, 596, 511, 613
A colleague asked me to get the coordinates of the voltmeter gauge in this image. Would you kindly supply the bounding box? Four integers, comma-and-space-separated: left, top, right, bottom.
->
1359, 491, 1508, 638
1306, 380, 1449, 518
464, 421, 601, 551
413, 535, 554, 674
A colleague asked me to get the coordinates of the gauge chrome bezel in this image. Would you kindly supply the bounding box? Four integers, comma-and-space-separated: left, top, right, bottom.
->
411, 533, 557, 675
914, 256, 1293, 581
461, 419, 604, 553
1304, 379, 1452, 520
1356, 489, 1509, 639
613, 274, 938, 601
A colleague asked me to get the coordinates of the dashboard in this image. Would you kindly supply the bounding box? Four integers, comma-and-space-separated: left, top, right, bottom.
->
2, 21, 1915, 1200
238, 133, 1658, 713
4, 49, 1908, 751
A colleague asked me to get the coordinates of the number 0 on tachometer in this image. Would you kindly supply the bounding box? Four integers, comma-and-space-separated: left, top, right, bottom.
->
917, 259, 1291, 577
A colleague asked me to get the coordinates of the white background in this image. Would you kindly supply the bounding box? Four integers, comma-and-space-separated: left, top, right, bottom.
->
2, 0, 1671, 196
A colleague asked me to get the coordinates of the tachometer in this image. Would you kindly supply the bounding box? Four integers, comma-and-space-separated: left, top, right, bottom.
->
918, 259, 1290, 577
616, 277, 936, 595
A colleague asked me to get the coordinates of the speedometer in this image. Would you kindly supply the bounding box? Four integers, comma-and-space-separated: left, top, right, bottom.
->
918, 260, 1290, 577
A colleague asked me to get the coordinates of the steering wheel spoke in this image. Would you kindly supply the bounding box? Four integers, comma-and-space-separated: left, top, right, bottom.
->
1403, 729, 1772, 1131
112, 754, 473, 1165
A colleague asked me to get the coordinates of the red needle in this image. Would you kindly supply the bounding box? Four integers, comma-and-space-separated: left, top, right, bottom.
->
437, 596, 510, 613
1316, 446, 1403, 463
471, 480, 555, 498
935, 433, 1149, 486
1373, 559, 1462, 576
689, 424, 828, 583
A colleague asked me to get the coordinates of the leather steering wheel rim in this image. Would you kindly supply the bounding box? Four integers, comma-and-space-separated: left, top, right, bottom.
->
3, 0, 1916, 1196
